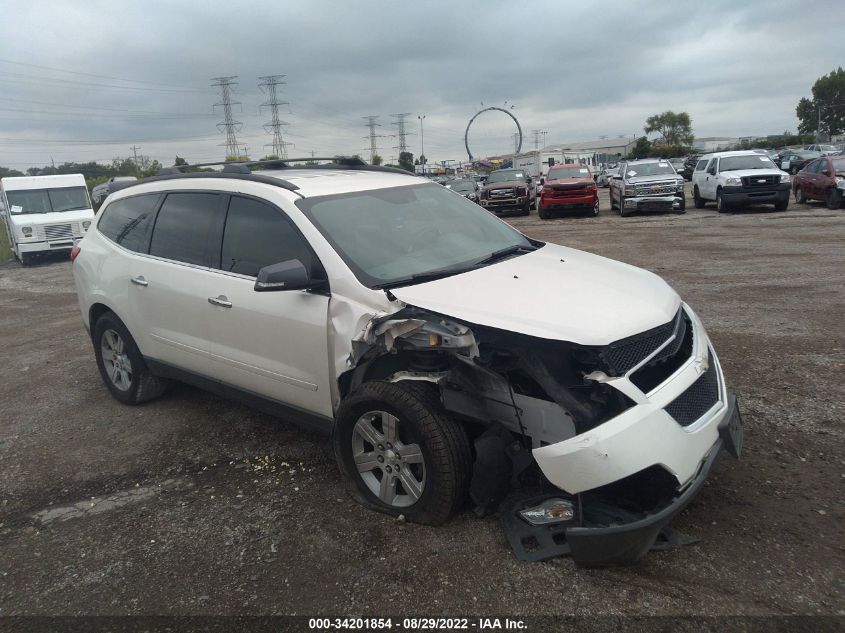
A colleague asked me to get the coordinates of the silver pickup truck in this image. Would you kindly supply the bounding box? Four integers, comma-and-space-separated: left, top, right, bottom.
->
608, 159, 686, 216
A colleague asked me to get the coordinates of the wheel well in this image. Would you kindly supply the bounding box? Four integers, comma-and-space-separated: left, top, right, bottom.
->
88, 303, 113, 336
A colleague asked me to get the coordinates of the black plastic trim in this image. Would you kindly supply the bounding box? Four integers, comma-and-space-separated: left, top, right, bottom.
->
144, 358, 334, 435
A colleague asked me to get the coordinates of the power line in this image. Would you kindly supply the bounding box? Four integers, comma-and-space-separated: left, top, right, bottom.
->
391, 113, 414, 154
0, 71, 207, 93
0, 57, 198, 88
362, 115, 385, 162
258, 75, 292, 159
211, 76, 244, 159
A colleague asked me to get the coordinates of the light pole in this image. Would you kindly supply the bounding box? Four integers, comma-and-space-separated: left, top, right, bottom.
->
418, 114, 426, 170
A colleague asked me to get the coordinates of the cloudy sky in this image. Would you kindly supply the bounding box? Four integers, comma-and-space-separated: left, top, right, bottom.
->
1, 0, 841, 169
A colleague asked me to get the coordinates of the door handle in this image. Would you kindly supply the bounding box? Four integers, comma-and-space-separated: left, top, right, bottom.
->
208, 295, 232, 308
130, 276, 148, 287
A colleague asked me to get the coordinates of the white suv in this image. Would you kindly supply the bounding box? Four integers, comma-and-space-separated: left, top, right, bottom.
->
73, 158, 742, 566
692, 150, 791, 212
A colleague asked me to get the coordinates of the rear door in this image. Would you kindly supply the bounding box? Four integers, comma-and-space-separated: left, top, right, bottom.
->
203, 194, 332, 417
127, 191, 224, 375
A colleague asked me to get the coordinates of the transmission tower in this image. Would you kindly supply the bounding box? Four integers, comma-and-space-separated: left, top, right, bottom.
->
258, 75, 292, 159
211, 76, 244, 159
362, 116, 385, 162
531, 129, 548, 151
391, 113, 414, 154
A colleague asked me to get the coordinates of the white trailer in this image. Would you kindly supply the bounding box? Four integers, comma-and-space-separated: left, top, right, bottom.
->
512, 150, 601, 179
0, 174, 94, 265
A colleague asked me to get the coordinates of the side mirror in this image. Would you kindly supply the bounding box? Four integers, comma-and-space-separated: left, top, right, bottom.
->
254, 259, 323, 292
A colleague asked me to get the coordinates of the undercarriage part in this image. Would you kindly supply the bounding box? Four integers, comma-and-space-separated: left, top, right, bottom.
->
469, 424, 533, 516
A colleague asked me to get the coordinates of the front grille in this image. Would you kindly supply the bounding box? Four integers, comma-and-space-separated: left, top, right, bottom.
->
42, 224, 74, 240
550, 187, 587, 198
635, 184, 676, 196
490, 188, 513, 197
630, 311, 694, 392
664, 353, 720, 427
741, 175, 778, 187
599, 309, 682, 376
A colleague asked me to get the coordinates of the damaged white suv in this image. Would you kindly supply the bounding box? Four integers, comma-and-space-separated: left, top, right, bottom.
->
73, 158, 743, 566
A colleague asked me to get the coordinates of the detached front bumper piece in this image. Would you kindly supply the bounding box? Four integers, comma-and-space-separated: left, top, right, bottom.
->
503, 394, 743, 567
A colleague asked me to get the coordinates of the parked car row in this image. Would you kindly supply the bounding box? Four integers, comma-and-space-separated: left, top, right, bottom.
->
791, 154, 845, 209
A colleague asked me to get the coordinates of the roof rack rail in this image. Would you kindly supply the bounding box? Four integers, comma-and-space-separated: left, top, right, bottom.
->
157, 156, 410, 177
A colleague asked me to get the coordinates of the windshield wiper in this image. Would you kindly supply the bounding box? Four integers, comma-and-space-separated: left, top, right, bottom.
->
375, 265, 478, 290
473, 244, 538, 266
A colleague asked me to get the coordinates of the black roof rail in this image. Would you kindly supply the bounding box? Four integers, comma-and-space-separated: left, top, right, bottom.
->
157, 156, 411, 177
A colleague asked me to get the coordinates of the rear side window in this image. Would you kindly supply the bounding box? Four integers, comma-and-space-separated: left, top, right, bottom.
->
149, 193, 219, 266
97, 194, 160, 253
219, 196, 313, 277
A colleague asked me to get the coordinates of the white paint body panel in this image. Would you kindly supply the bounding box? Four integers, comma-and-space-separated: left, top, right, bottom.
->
392, 242, 680, 345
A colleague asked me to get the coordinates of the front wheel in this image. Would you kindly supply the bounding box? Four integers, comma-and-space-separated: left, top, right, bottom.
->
334, 381, 471, 526
716, 189, 730, 213
591, 199, 600, 217
675, 196, 686, 213
825, 187, 842, 210
19, 252, 34, 266
794, 186, 806, 204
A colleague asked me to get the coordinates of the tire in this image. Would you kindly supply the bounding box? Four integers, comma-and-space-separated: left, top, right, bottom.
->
676, 196, 686, 214
619, 195, 630, 216
774, 197, 789, 211
333, 381, 471, 526
538, 206, 551, 220
608, 188, 616, 210
693, 186, 706, 209
591, 199, 600, 217
521, 200, 531, 216
92, 311, 168, 405
794, 186, 806, 204
716, 188, 730, 213
825, 187, 842, 210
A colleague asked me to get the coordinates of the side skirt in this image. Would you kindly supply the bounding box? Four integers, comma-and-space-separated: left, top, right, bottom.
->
144, 357, 334, 436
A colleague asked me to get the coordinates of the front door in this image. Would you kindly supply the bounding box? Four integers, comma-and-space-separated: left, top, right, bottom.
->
203, 194, 332, 418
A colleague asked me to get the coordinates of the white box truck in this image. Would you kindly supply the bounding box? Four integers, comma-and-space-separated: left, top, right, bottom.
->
0, 174, 95, 265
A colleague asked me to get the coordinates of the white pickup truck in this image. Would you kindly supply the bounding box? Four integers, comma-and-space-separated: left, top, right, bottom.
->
692, 150, 791, 212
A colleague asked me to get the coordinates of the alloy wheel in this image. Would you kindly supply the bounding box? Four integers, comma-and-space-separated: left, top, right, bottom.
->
101, 329, 133, 391
352, 410, 426, 508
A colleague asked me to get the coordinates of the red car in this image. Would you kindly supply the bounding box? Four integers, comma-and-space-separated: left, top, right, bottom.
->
538, 164, 599, 219
792, 156, 845, 209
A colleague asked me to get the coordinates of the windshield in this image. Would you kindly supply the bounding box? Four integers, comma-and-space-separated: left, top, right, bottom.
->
6, 186, 91, 214
548, 166, 590, 179
446, 180, 476, 192
625, 162, 676, 177
297, 183, 535, 288
487, 170, 526, 183
719, 156, 777, 171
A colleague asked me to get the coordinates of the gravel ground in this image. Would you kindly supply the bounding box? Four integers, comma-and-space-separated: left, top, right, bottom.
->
0, 187, 843, 617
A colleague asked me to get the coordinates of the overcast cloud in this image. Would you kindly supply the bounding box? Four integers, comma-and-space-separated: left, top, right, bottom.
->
1, 0, 842, 169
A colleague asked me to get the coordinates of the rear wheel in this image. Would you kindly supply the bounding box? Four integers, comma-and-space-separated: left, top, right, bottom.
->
794, 186, 806, 204
92, 311, 168, 405
693, 186, 706, 209
334, 381, 471, 526
825, 187, 842, 210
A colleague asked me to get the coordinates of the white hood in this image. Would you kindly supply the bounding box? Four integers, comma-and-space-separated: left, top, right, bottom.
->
391, 243, 680, 346
720, 168, 786, 179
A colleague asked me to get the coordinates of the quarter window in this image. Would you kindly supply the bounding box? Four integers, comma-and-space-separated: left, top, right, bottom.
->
97, 194, 160, 253
149, 193, 219, 266
219, 196, 313, 277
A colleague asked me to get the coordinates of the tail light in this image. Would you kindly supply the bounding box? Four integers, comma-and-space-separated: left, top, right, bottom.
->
70, 246, 81, 263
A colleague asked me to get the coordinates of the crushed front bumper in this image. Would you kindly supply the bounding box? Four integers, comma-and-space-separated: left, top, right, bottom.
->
504, 394, 743, 566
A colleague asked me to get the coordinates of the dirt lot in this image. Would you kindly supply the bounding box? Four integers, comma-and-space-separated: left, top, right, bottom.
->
1, 188, 843, 618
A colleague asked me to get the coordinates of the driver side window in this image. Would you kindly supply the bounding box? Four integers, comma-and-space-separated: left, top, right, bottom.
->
217, 195, 313, 278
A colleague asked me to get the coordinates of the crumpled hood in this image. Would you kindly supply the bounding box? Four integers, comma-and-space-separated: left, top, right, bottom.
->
391, 243, 680, 346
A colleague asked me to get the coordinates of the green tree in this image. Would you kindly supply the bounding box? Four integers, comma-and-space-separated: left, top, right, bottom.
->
796, 67, 845, 137
644, 111, 694, 147
398, 151, 414, 172
371, 154, 383, 165
0, 166, 24, 178
629, 137, 652, 159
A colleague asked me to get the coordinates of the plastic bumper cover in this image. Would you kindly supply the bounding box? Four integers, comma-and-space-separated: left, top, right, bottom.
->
623, 195, 683, 210
504, 394, 743, 566
722, 183, 790, 203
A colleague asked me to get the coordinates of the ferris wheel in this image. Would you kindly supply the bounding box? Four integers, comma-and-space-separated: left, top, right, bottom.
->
464, 106, 523, 161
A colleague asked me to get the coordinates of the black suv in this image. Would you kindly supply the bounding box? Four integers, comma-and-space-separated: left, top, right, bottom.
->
478, 168, 536, 216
